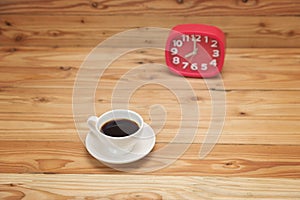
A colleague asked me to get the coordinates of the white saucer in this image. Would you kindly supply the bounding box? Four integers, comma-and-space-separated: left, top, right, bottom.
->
85, 123, 156, 164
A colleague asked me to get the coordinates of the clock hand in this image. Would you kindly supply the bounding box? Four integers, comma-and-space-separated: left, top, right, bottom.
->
193, 38, 197, 52
193, 47, 198, 54
184, 47, 199, 58
185, 39, 198, 58
184, 48, 199, 58
184, 51, 195, 58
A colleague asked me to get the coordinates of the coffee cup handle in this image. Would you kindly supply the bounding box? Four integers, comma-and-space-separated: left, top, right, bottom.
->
87, 116, 110, 149
87, 116, 100, 135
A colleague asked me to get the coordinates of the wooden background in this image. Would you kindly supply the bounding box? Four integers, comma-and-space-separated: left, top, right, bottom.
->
0, 0, 300, 199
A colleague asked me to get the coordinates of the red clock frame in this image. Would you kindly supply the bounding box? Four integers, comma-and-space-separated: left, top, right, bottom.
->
165, 24, 226, 78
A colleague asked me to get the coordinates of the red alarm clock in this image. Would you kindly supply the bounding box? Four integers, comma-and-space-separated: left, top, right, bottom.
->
165, 24, 226, 78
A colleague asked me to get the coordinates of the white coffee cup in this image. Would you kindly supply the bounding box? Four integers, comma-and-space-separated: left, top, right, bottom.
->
87, 109, 144, 155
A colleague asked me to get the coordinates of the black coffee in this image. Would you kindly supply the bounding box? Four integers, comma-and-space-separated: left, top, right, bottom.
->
100, 119, 139, 137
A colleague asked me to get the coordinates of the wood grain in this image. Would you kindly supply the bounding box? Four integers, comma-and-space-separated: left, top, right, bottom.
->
0, 0, 299, 16
0, 115, 299, 144
0, 86, 299, 144
0, 141, 300, 177
1, 174, 300, 199
0, 15, 299, 48
0, 47, 299, 90
1, 87, 299, 117
0, 0, 299, 198
0, 46, 299, 177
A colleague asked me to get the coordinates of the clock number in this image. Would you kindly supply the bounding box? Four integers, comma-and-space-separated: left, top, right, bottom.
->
172, 56, 180, 65
173, 40, 183, 47
191, 63, 198, 71
201, 63, 208, 71
210, 59, 217, 67
212, 50, 220, 57
192, 35, 201, 42
204, 36, 209, 43
211, 40, 218, 48
171, 47, 178, 55
182, 62, 189, 69
182, 62, 198, 70
182, 34, 190, 42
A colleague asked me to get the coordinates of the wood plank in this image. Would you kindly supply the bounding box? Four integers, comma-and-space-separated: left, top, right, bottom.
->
0, 114, 299, 144
0, 15, 299, 48
0, 87, 299, 144
0, 0, 299, 16
0, 47, 299, 90
0, 141, 299, 177
1, 174, 300, 199
1, 88, 299, 117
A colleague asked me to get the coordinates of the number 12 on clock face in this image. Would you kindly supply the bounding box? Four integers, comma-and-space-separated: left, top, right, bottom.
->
165, 24, 226, 78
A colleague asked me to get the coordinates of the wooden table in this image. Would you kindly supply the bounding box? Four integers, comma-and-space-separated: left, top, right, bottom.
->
1, 0, 300, 199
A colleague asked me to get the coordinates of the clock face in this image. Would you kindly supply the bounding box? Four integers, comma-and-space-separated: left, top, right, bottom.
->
165, 24, 225, 78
